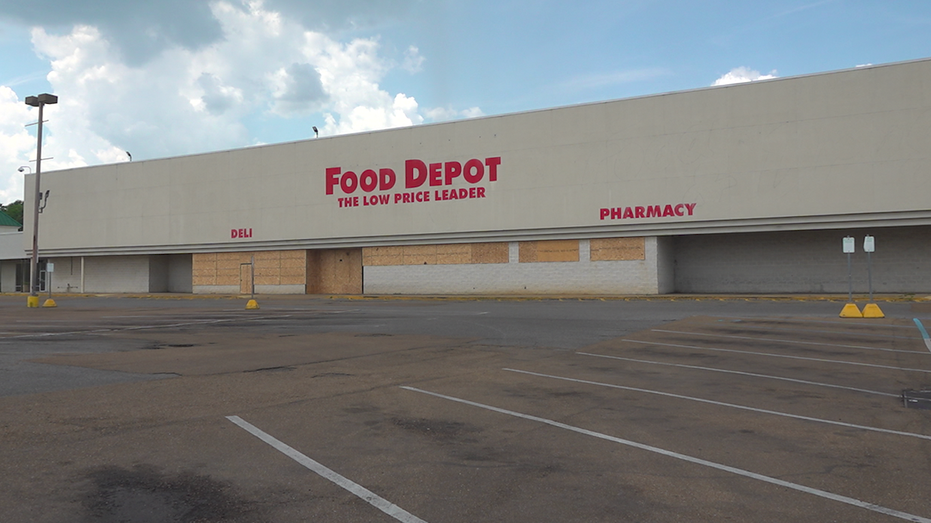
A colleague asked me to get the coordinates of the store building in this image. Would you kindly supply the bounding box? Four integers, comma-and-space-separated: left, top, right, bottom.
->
6, 58, 931, 295
0, 212, 24, 293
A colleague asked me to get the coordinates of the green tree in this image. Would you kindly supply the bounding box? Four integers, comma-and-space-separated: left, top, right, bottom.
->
1, 200, 24, 226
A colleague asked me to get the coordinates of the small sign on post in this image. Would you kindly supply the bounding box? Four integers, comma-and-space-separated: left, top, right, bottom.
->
840, 236, 862, 318
245, 255, 259, 310
864, 235, 875, 302
43, 262, 57, 308
46, 263, 54, 298
843, 237, 855, 254
862, 235, 884, 318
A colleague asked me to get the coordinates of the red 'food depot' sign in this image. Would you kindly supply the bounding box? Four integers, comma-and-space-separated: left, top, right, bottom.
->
326, 157, 501, 209
599, 203, 697, 220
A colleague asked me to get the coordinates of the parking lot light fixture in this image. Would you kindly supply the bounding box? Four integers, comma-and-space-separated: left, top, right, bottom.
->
24, 93, 58, 307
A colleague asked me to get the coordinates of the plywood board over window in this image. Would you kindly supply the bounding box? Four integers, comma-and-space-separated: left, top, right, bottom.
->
362, 246, 403, 267
519, 240, 579, 263
307, 249, 362, 294
362, 243, 508, 266
590, 237, 646, 261
470, 243, 509, 264
402, 245, 437, 266
436, 243, 471, 265
192, 253, 218, 286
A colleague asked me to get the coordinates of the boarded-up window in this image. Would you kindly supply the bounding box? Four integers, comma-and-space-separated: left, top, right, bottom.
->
402, 245, 437, 266
437, 243, 471, 265
306, 249, 362, 294
590, 238, 645, 261
362, 246, 403, 266
519, 240, 579, 263
362, 243, 508, 266
470, 242, 508, 264
192, 253, 217, 286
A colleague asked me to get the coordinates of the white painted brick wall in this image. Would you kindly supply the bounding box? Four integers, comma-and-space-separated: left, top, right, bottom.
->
0, 261, 16, 292
508, 242, 519, 263
83, 255, 152, 293
45, 257, 83, 293
194, 285, 240, 295
193, 284, 305, 295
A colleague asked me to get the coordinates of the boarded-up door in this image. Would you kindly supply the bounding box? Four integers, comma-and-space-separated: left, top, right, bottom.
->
240, 263, 253, 294
306, 249, 362, 294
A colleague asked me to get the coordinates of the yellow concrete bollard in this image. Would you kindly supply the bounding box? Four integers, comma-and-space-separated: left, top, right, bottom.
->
27, 295, 39, 308
839, 303, 863, 318
245, 299, 260, 310
42, 298, 57, 308
862, 303, 885, 318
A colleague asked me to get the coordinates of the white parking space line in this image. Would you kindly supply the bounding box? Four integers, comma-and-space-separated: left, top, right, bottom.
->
914, 319, 931, 352
622, 339, 931, 374
504, 368, 931, 441
728, 317, 923, 330
102, 315, 193, 318
228, 308, 357, 314
691, 323, 920, 341
653, 329, 928, 355
226, 416, 428, 523
100, 315, 254, 319
577, 352, 897, 398
0, 315, 292, 341
401, 386, 931, 523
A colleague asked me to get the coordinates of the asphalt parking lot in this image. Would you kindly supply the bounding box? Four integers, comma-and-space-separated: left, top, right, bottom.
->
2, 295, 930, 522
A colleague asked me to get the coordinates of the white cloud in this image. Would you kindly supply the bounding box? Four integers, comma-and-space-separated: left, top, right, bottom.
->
0, 0, 482, 203
325, 92, 424, 135
0, 86, 38, 203
402, 45, 424, 74
424, 106, 484, 122
0, 0, 422, 66
712, 67, 778, 86
29, 23, 248, 164
196, 73, 245, 115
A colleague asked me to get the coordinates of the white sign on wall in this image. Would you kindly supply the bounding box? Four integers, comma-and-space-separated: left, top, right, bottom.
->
864, 235, 875, 253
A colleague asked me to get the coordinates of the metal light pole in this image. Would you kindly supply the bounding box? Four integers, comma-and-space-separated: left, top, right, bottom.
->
24, 93, 58, 307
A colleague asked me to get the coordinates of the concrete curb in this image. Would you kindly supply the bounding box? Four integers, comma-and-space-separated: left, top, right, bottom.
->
2, 292, 930, 302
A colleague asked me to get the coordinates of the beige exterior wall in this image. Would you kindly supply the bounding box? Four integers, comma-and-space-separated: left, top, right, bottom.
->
14, 59, 931, 296
24, 59, 931, 258
0, 231, 23, 261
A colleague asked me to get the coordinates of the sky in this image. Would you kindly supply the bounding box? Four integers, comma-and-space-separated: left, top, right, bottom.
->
1, 0, 930, 206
